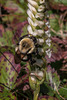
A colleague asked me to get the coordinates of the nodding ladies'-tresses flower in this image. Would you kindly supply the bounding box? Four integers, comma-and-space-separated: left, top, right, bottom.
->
32, 58, 44, 67
28, 17, 44, 29
30, 70, 45, 80
28, 0, 38, 8
27, 25, 44, 36
46, 38, 51, 47
28, 3, 37, 15
27, 9, 35, 20
45, 30, 51, 37
37, 38, 44, 45
46, 49, 52, 58
38, 5, 45, 12
27, 0, 52, 99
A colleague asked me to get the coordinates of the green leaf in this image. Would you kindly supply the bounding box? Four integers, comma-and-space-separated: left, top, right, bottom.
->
0, 0, 6, 5
49, 0, 67, 6
0, 46, 15, 56
39, 96, 58, 100
54, 0, 67, 6
50, 15, 60, 36
58, 85, 67, 99
0, 28, 14, 47
19, 0, 24, 4
0, 52, 19, 89
40, 82, 54, 96
5, 0, 25, 14
0, 89, 16, 100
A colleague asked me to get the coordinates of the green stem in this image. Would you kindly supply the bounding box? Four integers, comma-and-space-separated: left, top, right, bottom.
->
33, 85, 40, 100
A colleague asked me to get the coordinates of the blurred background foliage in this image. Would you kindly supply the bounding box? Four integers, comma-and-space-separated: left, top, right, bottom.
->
0, 0, 67, 100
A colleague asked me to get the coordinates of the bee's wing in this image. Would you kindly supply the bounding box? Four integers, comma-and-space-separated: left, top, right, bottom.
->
14, 53, 21, 64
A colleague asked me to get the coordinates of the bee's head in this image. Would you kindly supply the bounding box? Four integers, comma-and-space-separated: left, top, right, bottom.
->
18, 38, 35, 54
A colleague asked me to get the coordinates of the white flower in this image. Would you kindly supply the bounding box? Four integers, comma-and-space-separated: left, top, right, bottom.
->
27, 25, 38, 36
35, 12, 44, 19
28, 3, 37, 15
28, 0, 38, 8
30, 76, 37, 83
37, 38, 44, 45
33, 58, 44, 67
34, 0, 45, 3
40, 0, 45, 4
27, 17, 37, 29
45, 30, 51, 37
37, 71, 44, 79
28, 17, 44, 29
45, 21, 50, 28
46, 49, 52, 58
38, 48, 44, 55
46, 38, 51, 47
36, 20, 44, 28
33, 31, 38, 36
47, 25, 51, 28
27, 9, 35, 20
31, 69, 44, 80
38, 5, 45, 12
45, 21, 49, 25
27, 25, 34, 34
35, 29, 44, 36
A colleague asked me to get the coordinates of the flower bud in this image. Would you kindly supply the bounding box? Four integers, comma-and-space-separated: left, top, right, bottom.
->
29, 76, 37, 90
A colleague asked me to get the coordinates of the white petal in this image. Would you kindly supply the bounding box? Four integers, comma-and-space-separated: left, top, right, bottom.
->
27, 25, 33, 34
46, 42, 51, 47
46, 38, 51, 47
38, 48, 44, 55
30, 72, 35, 76
36, 20, 44, 27
46, 14, 49, 18
35, 13, 44, 19
27, 25, 38, 36
27, 17, 33, 25
45, 21, 49, 25
28, 3, 37, 15
30, 76, 37, 83
28, 17, 44, 29
46, 38, 51, 43
37, 71, 44, 77
38, 5, 45, 12
37, 38, 44, 45
34, 59, 44, 67
45, 30, 51, 37
40, 0, 45, 4
45, 21, 50, 28
46, 49, 52, 58
33, 32, 38, 36
45, 30, 50, 34
27, 17, 37, 28
35, 29, 44, 36
27, 9, 35, 19
47, 25, 51, 28
28, 0, 38, 8
31, 70, 44, 80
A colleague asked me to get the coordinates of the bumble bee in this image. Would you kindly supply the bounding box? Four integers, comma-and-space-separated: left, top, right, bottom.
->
14, 34, 38, 64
